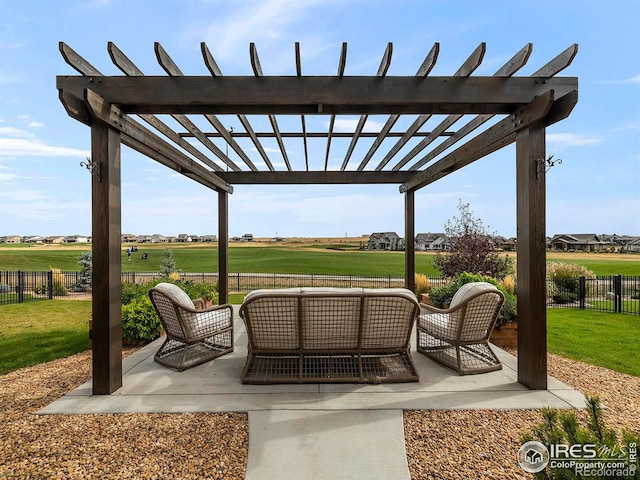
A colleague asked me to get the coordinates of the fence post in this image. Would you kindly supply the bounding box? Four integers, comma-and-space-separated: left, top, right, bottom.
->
614, 274, 622, 313
388, 274, 391, 288
48, 270, 54, 299
578, 276, 586, 310
17, 271, 24, 303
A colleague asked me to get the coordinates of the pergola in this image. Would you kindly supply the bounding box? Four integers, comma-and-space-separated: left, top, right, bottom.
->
57, 41, 578, 395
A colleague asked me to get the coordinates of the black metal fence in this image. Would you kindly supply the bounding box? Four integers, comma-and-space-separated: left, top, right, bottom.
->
1, 270, 638, 316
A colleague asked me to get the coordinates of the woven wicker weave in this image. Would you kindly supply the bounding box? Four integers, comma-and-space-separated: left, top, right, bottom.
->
417, 282, 505, 375
149, 283, 233, 371
239, 287, 420, 384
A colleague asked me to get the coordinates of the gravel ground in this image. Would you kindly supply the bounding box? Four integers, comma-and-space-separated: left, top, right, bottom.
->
1, 350, 638, 479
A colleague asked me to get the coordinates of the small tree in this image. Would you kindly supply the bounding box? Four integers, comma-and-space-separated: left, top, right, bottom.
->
75, 251, 92, 292
434, 200, 513, 279
159, 248, 179, 277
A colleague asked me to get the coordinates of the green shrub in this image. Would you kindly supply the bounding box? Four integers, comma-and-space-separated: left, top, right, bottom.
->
521, 395, 639, 479
121, 281, 157, 305
0, 283, 11, 294
426, 272, 517, 325
547, 262, 596, 295
552, 291, 578, 304
121, 297, 162, 346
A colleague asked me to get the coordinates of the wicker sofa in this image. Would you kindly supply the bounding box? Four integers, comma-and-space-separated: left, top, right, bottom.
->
239, 287, 421, 384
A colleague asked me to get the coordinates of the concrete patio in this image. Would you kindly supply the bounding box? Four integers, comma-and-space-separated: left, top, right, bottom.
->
41, 308, 584, 415
39, 308, 585, 480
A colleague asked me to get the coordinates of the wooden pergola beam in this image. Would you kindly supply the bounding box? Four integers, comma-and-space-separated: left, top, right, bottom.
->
56, 76, 578, 115
85, 89, 233, 193
217, 171, 413, 184
399, 90, 578, 192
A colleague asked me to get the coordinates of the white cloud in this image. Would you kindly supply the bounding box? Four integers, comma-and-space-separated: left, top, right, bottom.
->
28, 121, 44, 128
0, 127, 35, 138
194, 0, 323, 64
0, 173, 19, 183
625, 74, 640, 84
0, 138, 89, 158
547, 133, 605, 148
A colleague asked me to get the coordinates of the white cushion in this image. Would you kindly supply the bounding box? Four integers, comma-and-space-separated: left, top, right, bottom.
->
153, 282, 195, 309
450, 282, 498, 307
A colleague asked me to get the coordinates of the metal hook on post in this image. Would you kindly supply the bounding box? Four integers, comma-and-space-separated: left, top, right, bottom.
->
536, 154, 562, 178
80, 157, 102, 182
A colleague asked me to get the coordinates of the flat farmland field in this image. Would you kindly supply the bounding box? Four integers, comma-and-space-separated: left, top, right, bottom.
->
0, 239, 638, 276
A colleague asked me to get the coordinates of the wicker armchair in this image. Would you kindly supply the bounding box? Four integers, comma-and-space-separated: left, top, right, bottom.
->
148, 282, 233, 371
417, 282, 505, 375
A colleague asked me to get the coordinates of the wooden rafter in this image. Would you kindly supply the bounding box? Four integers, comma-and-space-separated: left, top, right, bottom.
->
397, 42, 533, 171
250, 43, 291, 171
374, 43, 486, 171
201, 42, 275, 171
340, 42, 392, 171
59, 42, 231, 190
355, 42, 439, 171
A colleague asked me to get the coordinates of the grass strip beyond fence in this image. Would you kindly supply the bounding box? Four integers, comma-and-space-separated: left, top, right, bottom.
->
547, 309, 640, 377
0, 300, 91, 375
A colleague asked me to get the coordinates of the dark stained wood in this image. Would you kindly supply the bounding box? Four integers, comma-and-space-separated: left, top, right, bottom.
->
341, 42, 392, 170
56, 76, 578, 115
85, 89, 233, 193
374, 43, 486, 170
251, 43, 291, 171
154, 42, 251, 172
201, 42, 275, 171
59, 42, 101, 76
402, 43, 533, 171
217, 171, 412, 184
107, 42, 227, 173
516, 119, 547, 390
91, 122, 122, 394
356, 43, 439, 171
295, 42, 309, 171
404, 190, 415, 293
324, 43, 347, 170
218, 190, 229, 304
532, 44, 578, 77
400, 90, 555, 192
179, 131, 455, 139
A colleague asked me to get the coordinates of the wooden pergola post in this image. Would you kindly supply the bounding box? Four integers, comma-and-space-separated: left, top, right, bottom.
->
218, 190, 229, 304
91, 122, 123, 394
516, 119, 547, 390
404, 190, 415, 293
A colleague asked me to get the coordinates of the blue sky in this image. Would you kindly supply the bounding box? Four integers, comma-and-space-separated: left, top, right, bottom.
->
1, 0, 638, 239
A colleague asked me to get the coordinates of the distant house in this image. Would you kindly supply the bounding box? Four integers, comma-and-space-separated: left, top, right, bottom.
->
415, 233, 449, 251
177, 234, 192, 242
547, 234, 608, 252
137, 235, 153, 243
121, 234, 138, 243
241, 233, 254, 242
201, 235, 217, 242
270, 237, 285, 242
24, 235, 45, 244
150, 234, 168, 243
3, 235, 21, 244
625, 237, 640, 253
44, 236, 65, 244
230, 236, 242, 242
64, 235, 89, 243
367, 232, 404, 251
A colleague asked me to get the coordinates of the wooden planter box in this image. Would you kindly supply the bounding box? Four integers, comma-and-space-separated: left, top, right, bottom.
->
490, 321, 517, 348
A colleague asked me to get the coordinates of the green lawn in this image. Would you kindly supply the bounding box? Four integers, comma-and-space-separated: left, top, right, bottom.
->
547, 309, 640, 377
2, 245, 639, 276
0, 246, 441, 276
0, 300, 91, 374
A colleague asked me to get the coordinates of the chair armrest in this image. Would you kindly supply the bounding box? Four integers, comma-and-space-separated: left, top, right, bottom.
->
177, 302, 233, 315
419, 302, 465, 315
